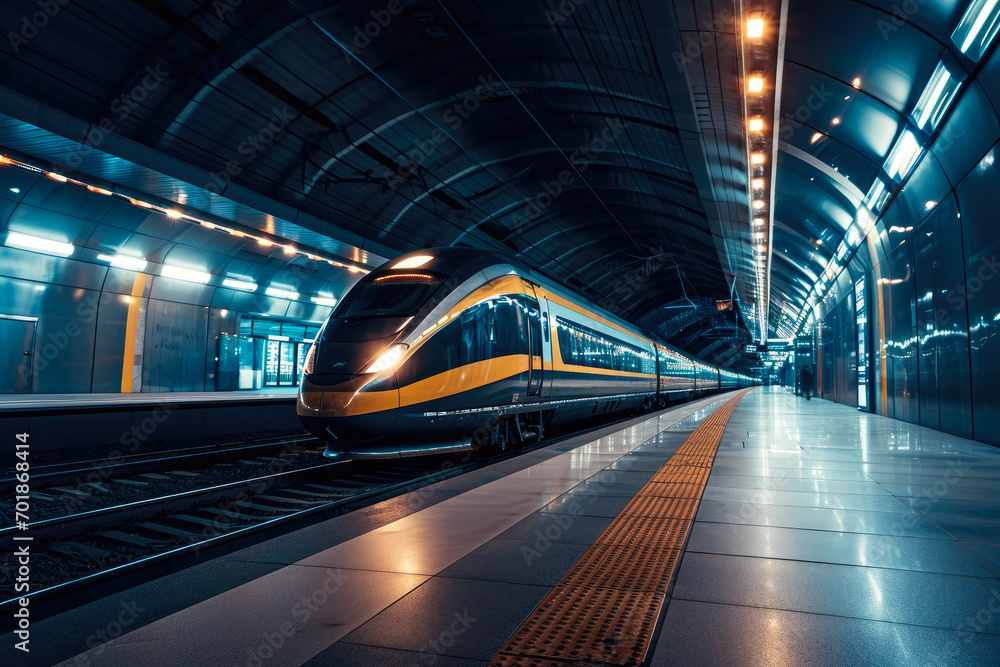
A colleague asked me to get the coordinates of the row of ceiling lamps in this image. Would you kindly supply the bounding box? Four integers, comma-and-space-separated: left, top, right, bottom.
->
743, 11, 771, 342
0, 153, 369, 273
5, 229, 339, 307
0, 158, 355, 308
793, 0, 1000, 333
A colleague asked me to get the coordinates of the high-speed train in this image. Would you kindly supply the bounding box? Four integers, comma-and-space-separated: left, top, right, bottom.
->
297, 247, 754, 458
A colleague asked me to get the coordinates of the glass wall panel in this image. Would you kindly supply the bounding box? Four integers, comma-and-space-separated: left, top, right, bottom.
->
886, 242, 919, 424
958, 143, 1000, 444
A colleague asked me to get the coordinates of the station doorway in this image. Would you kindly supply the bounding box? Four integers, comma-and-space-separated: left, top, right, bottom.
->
216, 315, 321, 390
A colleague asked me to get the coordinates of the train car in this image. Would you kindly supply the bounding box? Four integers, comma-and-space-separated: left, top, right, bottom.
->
298, 247, 751, 458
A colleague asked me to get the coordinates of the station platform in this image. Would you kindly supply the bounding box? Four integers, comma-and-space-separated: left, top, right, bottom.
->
0, 389, 300, 455
12, 388, 1000, 666
0, 388, 297, 413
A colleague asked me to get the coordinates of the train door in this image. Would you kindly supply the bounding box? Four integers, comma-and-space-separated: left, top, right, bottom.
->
537, 297, 553, 399
654, 344, 663, 396
526, 301, 543, 397
522, 284, 549, 399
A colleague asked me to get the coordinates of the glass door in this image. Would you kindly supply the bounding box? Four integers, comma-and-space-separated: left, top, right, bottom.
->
264, 339, 281, 386
279, 341, 295, 385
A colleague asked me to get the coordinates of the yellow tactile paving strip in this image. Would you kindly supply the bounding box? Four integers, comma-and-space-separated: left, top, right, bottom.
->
490, 388, 754, 666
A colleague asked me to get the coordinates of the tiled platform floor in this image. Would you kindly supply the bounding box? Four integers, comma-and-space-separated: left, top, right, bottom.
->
10, 388, 1000, 666
18, 394, 725, 667
651, 388, 1000, 666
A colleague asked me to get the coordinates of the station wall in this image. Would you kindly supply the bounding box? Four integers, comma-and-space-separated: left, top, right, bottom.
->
811, 43, 1000, 445
0, 171, 361, 394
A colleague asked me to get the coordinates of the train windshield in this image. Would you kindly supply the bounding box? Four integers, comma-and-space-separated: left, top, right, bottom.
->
334, 273, 443, 319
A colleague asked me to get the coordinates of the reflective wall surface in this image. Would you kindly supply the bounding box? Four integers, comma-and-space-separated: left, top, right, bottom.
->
810, 25, 1000, 445
0, 170, 361, 394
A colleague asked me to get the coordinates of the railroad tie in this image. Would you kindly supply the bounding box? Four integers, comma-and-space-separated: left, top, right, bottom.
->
491, 388, 755, 666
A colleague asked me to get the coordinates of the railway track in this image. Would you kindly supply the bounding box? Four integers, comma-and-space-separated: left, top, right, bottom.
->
0, 442, 488, 614
0, 433, 317, 492
1, 398, 726, 616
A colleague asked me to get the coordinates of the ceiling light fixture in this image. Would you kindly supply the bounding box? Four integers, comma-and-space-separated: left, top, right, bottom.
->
312, 295, 338, 308
952, 0, 1000, 60
222, 277, 258, 292
161, 264, 210, 284
97, 253, 148, 271
885, 130, 922, 181
913, 61, 962, 131
266, 285, 300, 300
5, 231, 75, 257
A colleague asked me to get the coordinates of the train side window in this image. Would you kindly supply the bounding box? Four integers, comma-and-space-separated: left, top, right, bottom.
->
492, 297, 522, 358
511, 297, 541, 358
397, 319, 462, 385
460, 303, 488, 365
528, 307, 542, 359
510, 298, 530, 355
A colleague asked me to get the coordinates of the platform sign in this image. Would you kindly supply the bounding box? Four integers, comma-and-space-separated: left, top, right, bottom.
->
855, 277, 869, 410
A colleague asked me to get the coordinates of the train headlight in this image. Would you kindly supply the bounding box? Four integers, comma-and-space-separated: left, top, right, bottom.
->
303, 341, 318, 375
365, 343, 408, 374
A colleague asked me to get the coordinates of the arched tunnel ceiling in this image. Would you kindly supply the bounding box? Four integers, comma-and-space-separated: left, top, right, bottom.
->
770, 0, 984, 337
0, 0, 989, 366
0, 0, 755, 366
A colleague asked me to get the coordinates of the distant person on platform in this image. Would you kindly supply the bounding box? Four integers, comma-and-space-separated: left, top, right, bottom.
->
800, 365, 813, 400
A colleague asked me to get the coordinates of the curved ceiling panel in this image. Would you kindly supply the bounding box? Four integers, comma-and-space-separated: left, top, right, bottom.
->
1, 0, 996, 367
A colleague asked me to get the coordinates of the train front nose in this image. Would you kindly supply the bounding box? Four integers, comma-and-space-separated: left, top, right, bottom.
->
298, 375, 399, 446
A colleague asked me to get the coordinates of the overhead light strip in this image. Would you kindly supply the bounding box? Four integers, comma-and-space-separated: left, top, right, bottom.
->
952, 0, 1000, 60
0, 152, 370, 274
5, 231, 75, 257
